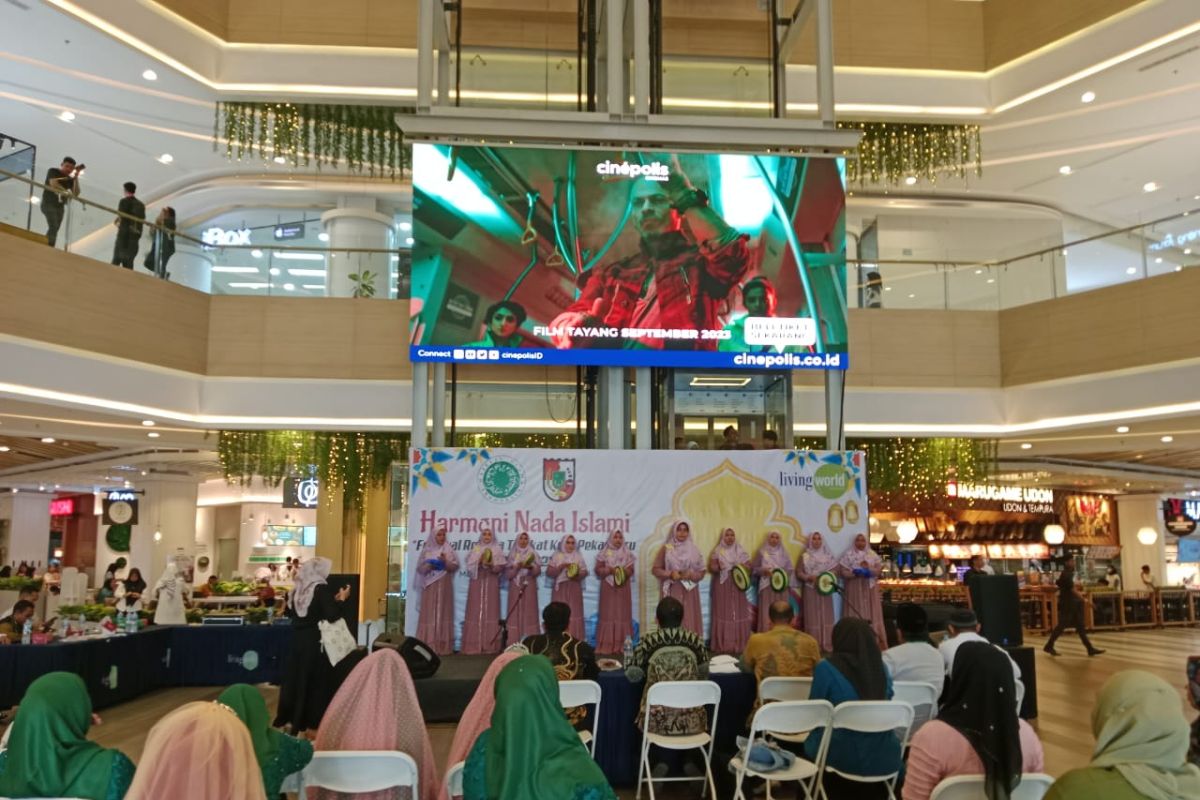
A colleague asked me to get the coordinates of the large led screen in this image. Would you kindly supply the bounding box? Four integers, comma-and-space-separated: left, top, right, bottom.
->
410, 144, 848, 369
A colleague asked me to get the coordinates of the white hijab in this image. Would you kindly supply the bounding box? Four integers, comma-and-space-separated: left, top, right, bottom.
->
292, 557, 332, 617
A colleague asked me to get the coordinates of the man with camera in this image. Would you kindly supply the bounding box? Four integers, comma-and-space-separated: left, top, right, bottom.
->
112, 181, 146, 269
41, 156, 82, 247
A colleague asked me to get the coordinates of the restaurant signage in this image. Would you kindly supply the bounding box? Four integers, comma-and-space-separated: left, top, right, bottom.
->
1059, 493, 1119, 547
946, 482, 1055, 514
49, 497, 75, 516
1162, 498, 1199, 536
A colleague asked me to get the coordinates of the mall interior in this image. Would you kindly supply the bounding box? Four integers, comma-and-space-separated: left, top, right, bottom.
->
1, 1, 1199, 798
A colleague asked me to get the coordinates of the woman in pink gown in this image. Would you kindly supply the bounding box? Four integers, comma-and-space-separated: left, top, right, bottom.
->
838, 533, 887, 648
416, 526, 459, 654
753, 530, 794, 632
594, 529, 635, 653
546, 534, 588, 641
504, 532, 542, 646
708, 527, 753, 654
796, 531, 838, 652
460, 529, 507, 654
652, 520, 705, 638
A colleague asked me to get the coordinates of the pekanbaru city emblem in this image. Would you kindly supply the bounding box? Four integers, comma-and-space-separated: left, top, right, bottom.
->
543, 458, 576, 502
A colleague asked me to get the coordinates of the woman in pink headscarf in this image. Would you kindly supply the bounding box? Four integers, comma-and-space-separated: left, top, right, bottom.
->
796, 531, 838, 652
546, 534, 588, 640
416, 527, 459, 654
594, 530, 635, 653
438, 648, 527, 800
505, 532, 542, 645
314, 648, 438, 800
652, 520, 705, 637
753, 530, 794, 632
838, 532, 887, 649
708, 527, 753, 654
461, 529, 507, 655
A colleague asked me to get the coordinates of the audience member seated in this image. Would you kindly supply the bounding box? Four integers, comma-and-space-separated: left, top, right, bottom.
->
806, 618, 902, 800
0, 585, 39, 621
124, 700, 266, 800
196, 575, 220, 598
98, 576, 120, 606
217, 684, 313, 799
313, 648, 439, 800
523, 601, 599, 681
1045, 670, 1200, 800
116, 568, 147, 613
740, 599, 821, 691
462, 655, 617, 800
625, 597, 710, 736
903, 642, 1044, 800
938, 608, 1021, 682
0, 600, 35, 640
0, 672, 135, 800
882, 603, 945, 697
440, 647, 529, 800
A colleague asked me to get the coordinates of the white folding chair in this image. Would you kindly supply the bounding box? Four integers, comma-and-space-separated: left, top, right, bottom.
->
892, 680, 939, 738
444, 760, 466, 799
1014, 678, 1026, 714
559, 679, 603, 756
636, 680, 721, 800
820, 701, 914, 800
731, 700, 833, 800
298, 751, 419, 796
759, 676, 813, 703
0, 720, 12, 751
930, 773, 1055, 800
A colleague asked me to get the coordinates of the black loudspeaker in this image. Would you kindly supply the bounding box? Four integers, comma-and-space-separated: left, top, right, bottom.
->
328, 573, 360, 639
373, 632, 441, 679
968, 574, 1023, 647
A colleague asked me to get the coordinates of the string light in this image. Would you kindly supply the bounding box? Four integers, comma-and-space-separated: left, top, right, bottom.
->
838, 121, 983, 187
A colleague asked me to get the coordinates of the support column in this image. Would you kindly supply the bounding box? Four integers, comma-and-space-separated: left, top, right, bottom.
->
169, 243, 213, 293
603, 367, 625, 449
412, 361, 429, 450
315, 484, 345, 569
824, 370, 845, 450
321, 199, 394, 299
4, 492, 52, 569
128, 478, 199, 581
635, 367, 651, 449
1117, 496, 1167, 589
360, 483, 391, 621
431, 363, 447, 447
816, 0, 835, 127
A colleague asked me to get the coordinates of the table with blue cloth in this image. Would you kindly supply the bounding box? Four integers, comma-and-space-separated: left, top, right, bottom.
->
593, 669, 756, 787
0, 624, 293, 710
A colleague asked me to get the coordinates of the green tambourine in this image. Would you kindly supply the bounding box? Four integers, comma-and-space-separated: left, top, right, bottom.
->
770, 568, 789, 593
613, 565, 627, 587
816, 571, 839, 596
732, 564, 751, 591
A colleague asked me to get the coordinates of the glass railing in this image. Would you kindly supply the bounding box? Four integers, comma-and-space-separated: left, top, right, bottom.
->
0, 166, 408, 299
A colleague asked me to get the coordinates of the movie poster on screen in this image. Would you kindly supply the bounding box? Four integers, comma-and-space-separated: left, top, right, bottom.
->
404, 448, 868, 648
409, 143, 848, 370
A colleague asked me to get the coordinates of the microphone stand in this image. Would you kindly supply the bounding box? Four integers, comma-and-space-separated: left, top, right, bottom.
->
496, 569, 532, 651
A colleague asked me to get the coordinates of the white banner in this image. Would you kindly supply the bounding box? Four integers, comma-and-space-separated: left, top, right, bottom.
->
404, 448, 868, 648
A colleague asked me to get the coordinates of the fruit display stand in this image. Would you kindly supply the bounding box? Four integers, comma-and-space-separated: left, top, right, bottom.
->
1019, 586, 1057, 635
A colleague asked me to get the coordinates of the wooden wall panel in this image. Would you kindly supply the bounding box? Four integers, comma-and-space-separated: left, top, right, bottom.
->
153, 0, 229, 39
983, 0, 1144, 69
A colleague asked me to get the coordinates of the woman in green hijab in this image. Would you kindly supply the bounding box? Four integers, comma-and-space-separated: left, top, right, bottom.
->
216, 684, 313, 798
1046, 670, 1200, 800
0, 672, 135, 800
462, 655, 616, 800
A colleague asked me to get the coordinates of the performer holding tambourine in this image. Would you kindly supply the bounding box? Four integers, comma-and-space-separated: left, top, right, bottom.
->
593, 530, 635, 653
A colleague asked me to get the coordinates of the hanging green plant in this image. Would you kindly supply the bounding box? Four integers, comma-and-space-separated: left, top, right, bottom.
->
838, 121, 982, 186
105, 524, 132, 553
214, 102, 409, 178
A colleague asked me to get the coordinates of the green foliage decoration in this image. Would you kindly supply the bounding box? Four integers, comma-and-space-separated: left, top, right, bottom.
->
838, 121, 982, 186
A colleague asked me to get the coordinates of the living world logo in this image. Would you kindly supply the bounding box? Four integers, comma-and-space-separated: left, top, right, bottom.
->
595, 160, 670, 182
227, 650, 260, 671
813, 464, 851, 500
479, 459, 524, 503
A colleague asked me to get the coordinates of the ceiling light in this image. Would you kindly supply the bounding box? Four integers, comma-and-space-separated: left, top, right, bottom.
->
283, 283, 296, 291
1161, 435, 1174, 443
897, 520, 919, 544
986, 278, 995, 284
1116, 425, 1130, 433
1042, 524, 1065, 545
1020, 442, 1032, 449
317, 232, 330, 242
57, 110, 75, 122
269, 267, 281, 276
405, 237, 415, 246
1185, 249, 1192, 255
974, 269, 982, 274
227, 282, 272, 289
884, 286, 892, 292
904, 176, 917, 186
1058, 165, 1072, 175
399, 221, 412, 231
147, 431, 160, 438
273, 156, 287, 164
1080, 91, 1096, 103
28, 196, 40, 205
1136, 526, 1158, 546
907, 293, 916, 298
211, 266, 259, 274
250, 249, 263, 258
1143, 181, 1159, 193
40, 437, 55, 443
0, 446, 9, 452
157, 153, 173, 164
287, 268, 326, 277
142, 69, 158, 81
689, 376, 752, 388
1155, 257, 1163, 264
301, 284, 327, 290
142, 419, 155, 426
1176, 266, 1184, 272
275, 252, 325, 261
1126, 267, 1137, 275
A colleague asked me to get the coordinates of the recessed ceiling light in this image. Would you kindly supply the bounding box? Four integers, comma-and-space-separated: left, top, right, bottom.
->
986, 278, 995, 284
1155, 257, 1163, 264
250, 249, 263, 258
28, 196, 40, 205
1176, 266, 1184, 272
1185, 249, 1192, 255
317, 232, 330, 242
907, 293, 916, 298
141, 420, 155, 426
1080, 90, 1096, 103
142, 69, 158, 81
1161, 435, 1174, 443
283, 283, 296, 291
1143, 181, 1159, 193
1125, 267, 1137, 275
57, 110, 75, 122
269, 267, 281, 276
1058, 165, 1073, 175
273, 156, 287, 164
884, 287, 892, 292
157, 153, 173, 164
904, 176, 917, 186
405, 237, 415, 245
0, 446, 9, 452
147, 431, 160, 438
40, 437, 55, 443
211, 266, 260, 274
1116, 425, 1130, 433
974, 269, 982, 274
1020, 443, 1033, 450
399, 221, 412, 231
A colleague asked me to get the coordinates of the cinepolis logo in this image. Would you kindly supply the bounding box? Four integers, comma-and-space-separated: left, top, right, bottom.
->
595, 160, 670, 182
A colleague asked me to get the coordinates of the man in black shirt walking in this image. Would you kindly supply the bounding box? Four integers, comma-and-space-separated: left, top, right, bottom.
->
1044, 555, 1105, 657
112, 181, 145, 269
41, 156, 81, 247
